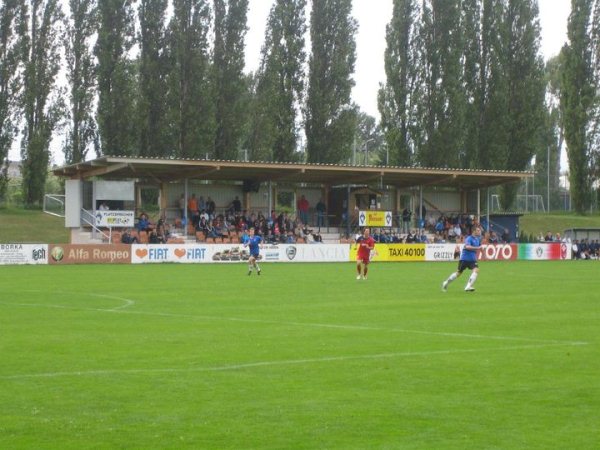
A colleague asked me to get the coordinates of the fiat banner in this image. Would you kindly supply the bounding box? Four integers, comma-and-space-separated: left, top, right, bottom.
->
131, 243, 350, 264
518, 243, 571, 260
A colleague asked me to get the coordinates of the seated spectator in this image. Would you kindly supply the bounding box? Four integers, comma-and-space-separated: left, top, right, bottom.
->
489, 231, 499, 244
544, 231, 554, 242
121, 229, 138, 244
405, 230, 417, 243
148, 230, 164, 244
501, 228, 511, 243
156, 216, 170, 242
136, 213, 153, 232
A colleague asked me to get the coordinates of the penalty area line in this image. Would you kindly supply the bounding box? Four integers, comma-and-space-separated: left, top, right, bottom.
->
0, 341, 588, 380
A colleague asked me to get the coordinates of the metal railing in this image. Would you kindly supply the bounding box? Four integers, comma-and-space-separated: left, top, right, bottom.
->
80, 208, 110, 242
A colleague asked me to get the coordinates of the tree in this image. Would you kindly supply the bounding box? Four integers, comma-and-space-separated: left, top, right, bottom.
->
138, 0, 169, 157
20, 0, 65, 207
305, 0, 357, 164
213, 0, 249, 160
416, 0, 465, 168
63, 0, 96, 165
250, 0, 306, 162
560, 0, 596, 213
165, 0, 213, 159
0, 0, 23, 200
95, 0, 137, 156
378, 0, 418, 166
498, 0, 546, 209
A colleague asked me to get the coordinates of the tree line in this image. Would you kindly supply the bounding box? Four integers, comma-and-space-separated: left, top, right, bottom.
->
0, 0, 598, 213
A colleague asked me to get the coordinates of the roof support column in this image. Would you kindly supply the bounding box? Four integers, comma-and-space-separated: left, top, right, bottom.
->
477, 189, 481, 222
268, 180, 273, 216
419, 185, 423, 231
486, 187, 490, 233
184, 179, 189, 227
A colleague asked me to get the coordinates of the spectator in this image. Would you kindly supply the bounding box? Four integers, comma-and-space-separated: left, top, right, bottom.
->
544, 231, 554, 242
188, 194, 199, 228
489, 231, 499, 244
206, 196, 216, 218
177, 194, 185, 219
297, 195, 309, 225
316, 198, 326, 228
136, 213, 153, 232
98, 201, 109, 211
501, 228, 511, 243
229, 196, 242, 215
156, 216, 170, 242
402, 207, 412, 233
121, 228, 138, 244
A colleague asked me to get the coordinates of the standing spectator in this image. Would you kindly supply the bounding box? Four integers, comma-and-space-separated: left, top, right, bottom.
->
178, 194, 186, 219
188, 194, 199, 227
297, 195, 309, 225
316, 198, 326, 228
206, 196, 216, 218
402, 207, 412, 233
229, 196, 242, 215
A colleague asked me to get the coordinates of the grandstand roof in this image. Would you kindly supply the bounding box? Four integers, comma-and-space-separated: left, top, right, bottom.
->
53, 156, 533, 190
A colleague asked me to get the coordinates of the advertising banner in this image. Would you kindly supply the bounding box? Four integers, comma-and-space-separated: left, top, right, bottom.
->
0, 244, 48, 265
131, 243, 350, 264
477, 244, 518, 261
425, 243, 461, 262
350, 243, 426, 262
48, 244, 131, 264
95, 210, 135, 227
358, 211, 393, 227
131, 244, 211, 263
518, 243, 571, 260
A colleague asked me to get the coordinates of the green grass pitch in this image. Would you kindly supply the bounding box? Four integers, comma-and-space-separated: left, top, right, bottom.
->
1, 261, 599, 449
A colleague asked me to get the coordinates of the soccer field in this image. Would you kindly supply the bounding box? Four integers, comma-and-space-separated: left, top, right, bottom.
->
1, 261, 598, 449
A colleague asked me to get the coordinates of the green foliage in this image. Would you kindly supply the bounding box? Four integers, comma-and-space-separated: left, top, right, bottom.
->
378, 0, 418, 166
213, 0, 249, 160
20, 0, 65, 207
165, 0, 213, 159
305, 0, 357, 164
63, 0, 97, 164
138, 0, 169, 157
94, 0, 138, 156
0, 0, 22, 196
249, 0, 306, 163
561, 0, 596, 213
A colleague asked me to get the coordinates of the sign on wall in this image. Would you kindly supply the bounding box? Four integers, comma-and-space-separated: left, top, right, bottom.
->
358, 211, 393, 227
95, 211, 135, 228
48, 244, 131, 264
0, 244, 48, 265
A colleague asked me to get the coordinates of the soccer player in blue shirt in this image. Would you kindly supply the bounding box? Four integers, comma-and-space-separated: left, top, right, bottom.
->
243, 227, 262, 275
442, 226, 482, 292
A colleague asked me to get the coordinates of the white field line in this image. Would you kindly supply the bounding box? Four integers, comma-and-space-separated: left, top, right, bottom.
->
0, 342, 588, 380
0, 299, 588, 346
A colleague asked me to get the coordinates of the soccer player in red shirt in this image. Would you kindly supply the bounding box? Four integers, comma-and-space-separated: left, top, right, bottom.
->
356, 227, 376, 280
